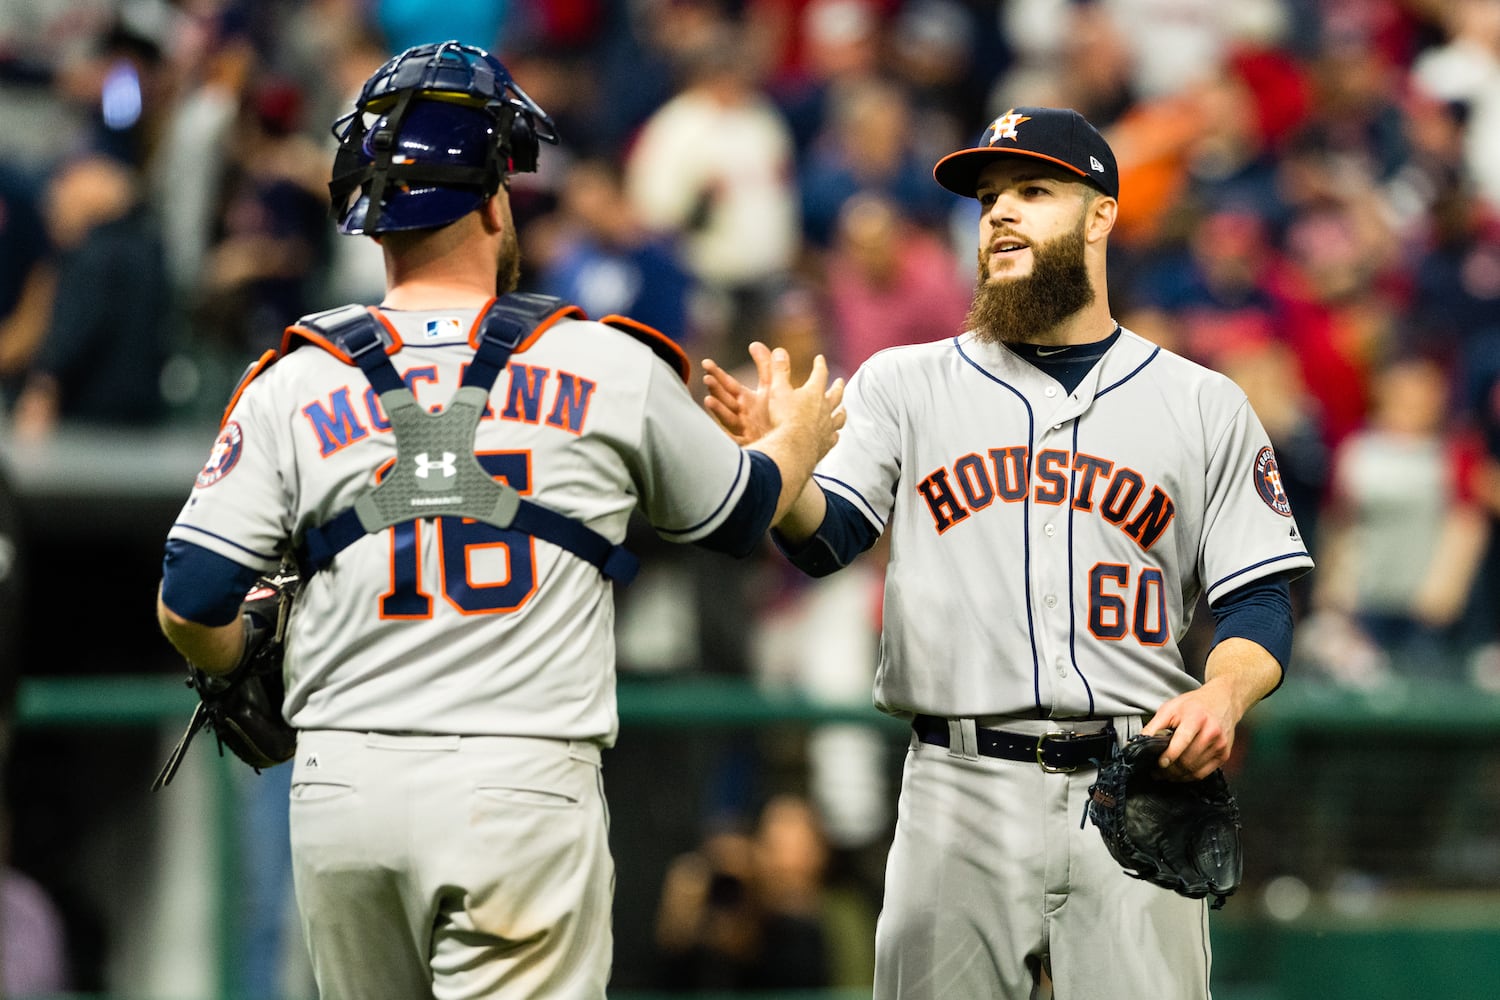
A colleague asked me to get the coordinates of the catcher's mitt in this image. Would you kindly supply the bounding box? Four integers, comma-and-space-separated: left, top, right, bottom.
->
151, 570, 299, 790
1083, 732, 1242, 909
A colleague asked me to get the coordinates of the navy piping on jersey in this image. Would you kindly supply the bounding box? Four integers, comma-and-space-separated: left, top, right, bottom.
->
695, 450, 781, 558
955, 337, 1046, 713
1066, 421, 1098, 715
161, 538, 262, 626
169, 522, 282, 564
812, 471, 886, 528
1093, 345, 1160, 399
657, 449, 750, 539
1060, 336, 1155, 715
1208, 552, 1309, 600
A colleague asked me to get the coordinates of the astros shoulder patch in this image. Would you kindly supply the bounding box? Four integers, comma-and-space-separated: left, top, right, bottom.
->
1252, 446, 1292, 516
196, 421, 244, 488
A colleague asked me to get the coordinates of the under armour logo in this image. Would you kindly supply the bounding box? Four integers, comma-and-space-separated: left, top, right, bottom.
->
414, 452, 457, 479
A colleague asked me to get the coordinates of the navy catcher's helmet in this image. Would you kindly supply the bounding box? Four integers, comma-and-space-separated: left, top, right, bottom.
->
329, 40, 558, 235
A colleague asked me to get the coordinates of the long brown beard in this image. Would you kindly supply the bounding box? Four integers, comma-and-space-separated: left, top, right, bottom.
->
966, 219, 1093, 344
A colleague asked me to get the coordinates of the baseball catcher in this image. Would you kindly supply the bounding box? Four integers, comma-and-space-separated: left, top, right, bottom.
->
1084, 732, 1243, 909
151, 570, 298, 790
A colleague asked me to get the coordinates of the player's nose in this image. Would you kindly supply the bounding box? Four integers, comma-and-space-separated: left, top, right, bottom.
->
986, 193, 1021, 225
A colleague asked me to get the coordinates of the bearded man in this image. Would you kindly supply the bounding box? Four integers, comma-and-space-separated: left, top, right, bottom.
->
703, 107, 1311, 999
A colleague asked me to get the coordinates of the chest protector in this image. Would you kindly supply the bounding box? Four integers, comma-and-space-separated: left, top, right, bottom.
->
275, 293, 661, 585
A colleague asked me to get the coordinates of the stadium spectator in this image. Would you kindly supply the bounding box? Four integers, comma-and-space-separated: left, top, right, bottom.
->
147, 15, 256, 299
536, 157, 695, 345
188, 76, 330, 359
653, 794, 873, 991
1309, 355, 1490, 680
0, 165, 54, 403
9, 153, 170, 440
625, 17, 801, 360
763, 0, 891, 155
885, 0, 992, 146
823, 192, 972, 371
1266, 191, 1397, 449
1411, 0, 1500, 213
797, 75, 953, 246
1128, 206, 1285, 368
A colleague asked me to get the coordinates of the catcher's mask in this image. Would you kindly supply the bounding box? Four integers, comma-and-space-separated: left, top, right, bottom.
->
328, 40, 558, 235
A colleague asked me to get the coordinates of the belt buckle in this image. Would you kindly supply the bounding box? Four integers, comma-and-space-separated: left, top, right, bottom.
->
1036, 731, 1082, 773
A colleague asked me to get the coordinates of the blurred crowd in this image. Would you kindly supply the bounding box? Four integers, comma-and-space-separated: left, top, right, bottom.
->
4, 0, 1499, 670
5, 0, 1500, 993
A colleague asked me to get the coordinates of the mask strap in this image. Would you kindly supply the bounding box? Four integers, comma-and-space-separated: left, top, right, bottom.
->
360, 88, 417, 234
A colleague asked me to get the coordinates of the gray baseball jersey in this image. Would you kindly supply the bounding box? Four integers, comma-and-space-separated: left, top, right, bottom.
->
169, 307, 751, 744
815, 326, 1313, 720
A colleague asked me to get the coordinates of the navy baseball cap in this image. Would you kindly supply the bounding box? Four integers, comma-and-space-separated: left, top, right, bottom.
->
934, 107, 1119, 200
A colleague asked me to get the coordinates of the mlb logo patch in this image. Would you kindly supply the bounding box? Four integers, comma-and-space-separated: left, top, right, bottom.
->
424, 317, 462, 340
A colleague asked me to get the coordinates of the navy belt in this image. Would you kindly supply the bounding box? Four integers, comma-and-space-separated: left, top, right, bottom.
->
911, 714, 1115, 773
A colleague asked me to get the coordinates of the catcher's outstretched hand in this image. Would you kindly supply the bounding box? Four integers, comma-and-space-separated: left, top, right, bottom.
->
703, 342, 845, 449
702, 346, 769, 445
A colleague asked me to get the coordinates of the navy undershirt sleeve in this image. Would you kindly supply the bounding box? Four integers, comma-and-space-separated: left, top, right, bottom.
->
695, 450, 782, 558
772, 487, 880, 577
161, 538, 261, 625
1209, 572, 1294, 693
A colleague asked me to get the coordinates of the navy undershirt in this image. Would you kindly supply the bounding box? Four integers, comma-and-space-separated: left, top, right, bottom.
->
161, 539, 260, 625
1004, 327, 1121, 395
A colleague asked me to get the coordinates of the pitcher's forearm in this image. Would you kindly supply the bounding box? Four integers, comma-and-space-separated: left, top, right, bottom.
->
774, 478, 828, 539
1202, 637, 1282, 723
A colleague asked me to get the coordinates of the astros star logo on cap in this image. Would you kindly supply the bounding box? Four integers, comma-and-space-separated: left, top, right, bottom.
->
988, 110, 1032, 145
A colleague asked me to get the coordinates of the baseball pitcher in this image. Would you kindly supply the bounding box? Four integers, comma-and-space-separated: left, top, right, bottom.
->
706, 107, 1312, 999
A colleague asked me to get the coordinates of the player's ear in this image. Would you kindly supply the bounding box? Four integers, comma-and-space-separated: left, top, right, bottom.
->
478, 190, 515, 237
1085, 191, 1117, 244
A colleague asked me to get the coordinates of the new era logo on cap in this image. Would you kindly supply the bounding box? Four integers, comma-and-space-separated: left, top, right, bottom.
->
933, 106, 1120, 200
